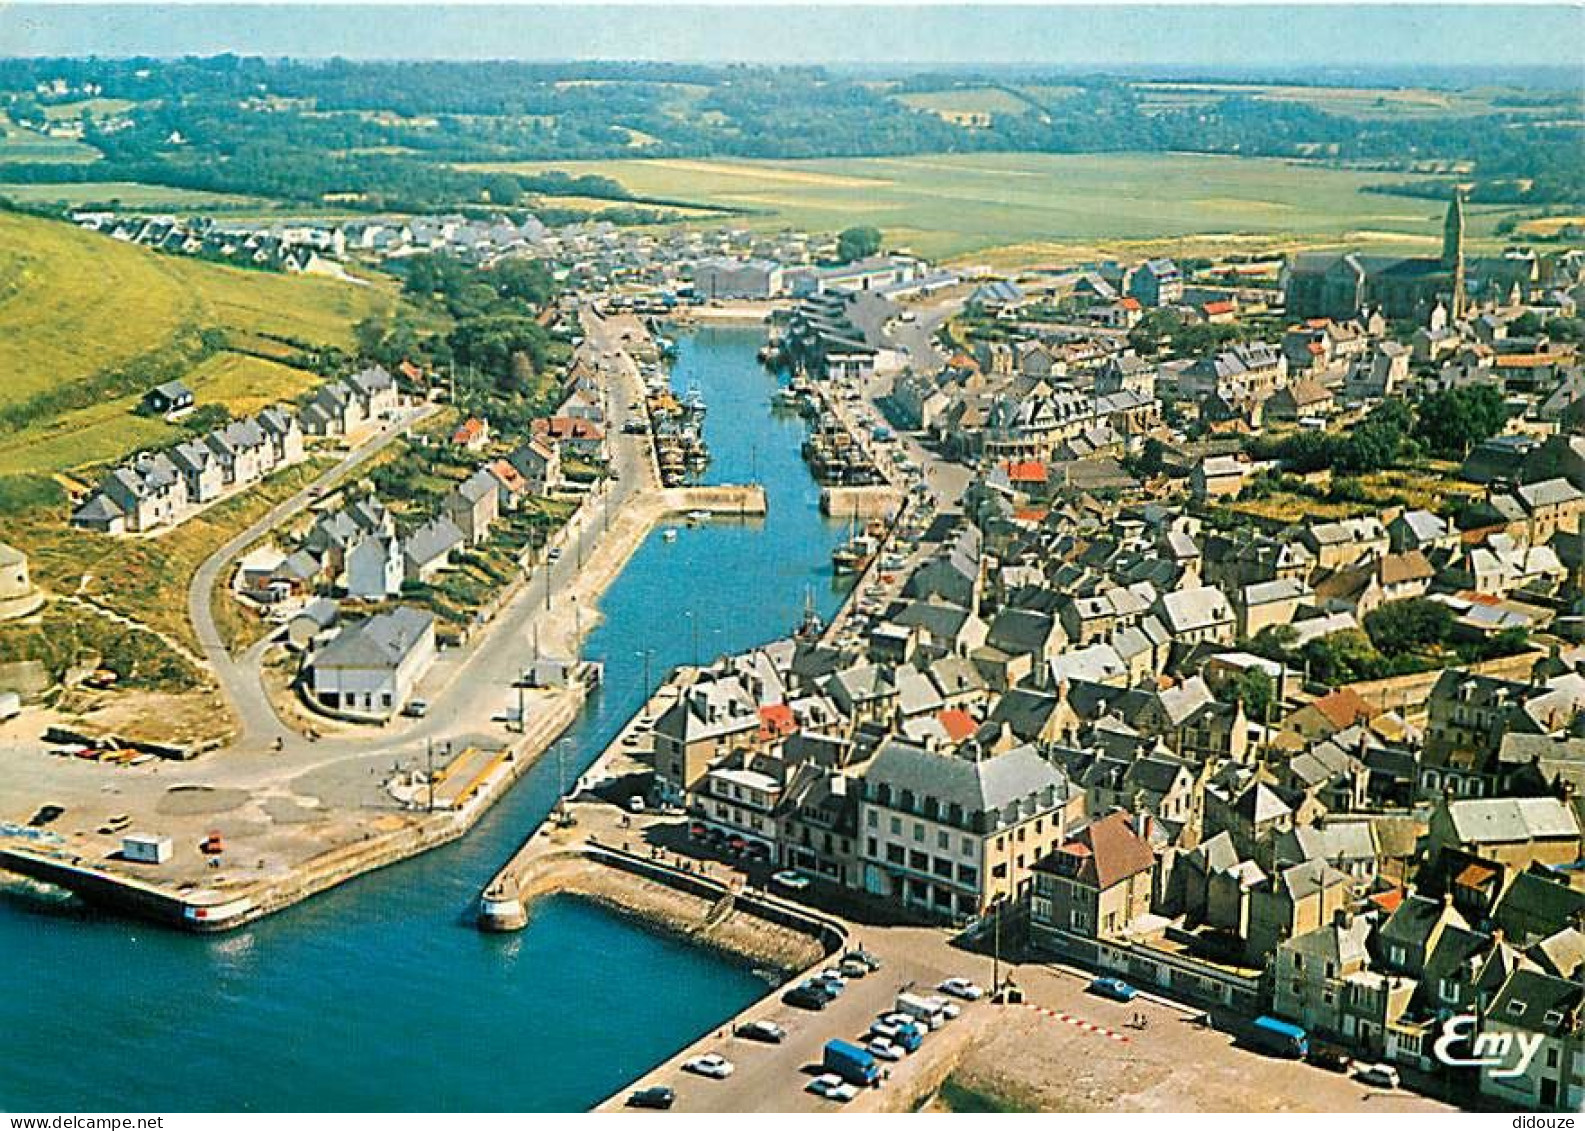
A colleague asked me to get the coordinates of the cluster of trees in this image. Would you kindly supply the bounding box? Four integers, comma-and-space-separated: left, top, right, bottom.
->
355, 252, 567, 425
0, 58, 1576, 211
1249, 598, 1531, 686
1251, 400, 1416, 475
835, 226, 883, 263
1249, 623, 1430, 685
1413, 385, 1509, 459
1249, 388, 1511, 475
1127, 308, 1256, 358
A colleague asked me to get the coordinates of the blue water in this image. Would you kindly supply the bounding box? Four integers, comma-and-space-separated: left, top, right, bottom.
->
0, 326, 844, 1112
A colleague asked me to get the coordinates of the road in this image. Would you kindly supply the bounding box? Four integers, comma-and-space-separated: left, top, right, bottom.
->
187, 405, 436, 750
186, 307, 659, 762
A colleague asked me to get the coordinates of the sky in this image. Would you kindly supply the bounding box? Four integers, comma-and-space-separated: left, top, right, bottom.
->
0, 3, 1581, 73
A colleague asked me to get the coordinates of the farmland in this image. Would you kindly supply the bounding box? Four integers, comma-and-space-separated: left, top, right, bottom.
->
464, 151, 1523, 261
0, 111, 100, 163
0, 180, 268, 210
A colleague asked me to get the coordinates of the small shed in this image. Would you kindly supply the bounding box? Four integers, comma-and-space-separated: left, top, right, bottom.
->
143, 380, 195, 417
122, 833, 173, 864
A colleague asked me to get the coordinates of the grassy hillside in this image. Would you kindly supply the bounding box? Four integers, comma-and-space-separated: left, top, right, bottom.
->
465, 151, 1522, 261
0, 209, 416, 477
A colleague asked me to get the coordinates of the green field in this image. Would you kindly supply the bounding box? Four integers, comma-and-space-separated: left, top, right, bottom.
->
463, 151, 1518, 260
1133, 81, 1579, 121
0, 210, 418, 477
39, 97, 138, 122
896, 87, 1031, 123
0, 181, 268, 210
0, 112, 101, 164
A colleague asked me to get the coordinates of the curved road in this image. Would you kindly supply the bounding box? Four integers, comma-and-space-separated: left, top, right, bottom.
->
187, 407, 435, 751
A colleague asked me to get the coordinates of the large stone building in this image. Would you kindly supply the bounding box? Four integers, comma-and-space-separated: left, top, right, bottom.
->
1283, 192, 1531, 321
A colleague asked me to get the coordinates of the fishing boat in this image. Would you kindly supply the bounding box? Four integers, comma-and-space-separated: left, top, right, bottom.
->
681, 383, 707, 418
832, 532, 878, 575
793, 589, 824, 641
662, 528, 678, 542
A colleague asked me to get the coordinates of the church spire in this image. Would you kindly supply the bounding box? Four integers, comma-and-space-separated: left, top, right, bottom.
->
1443, 187, 1467, 319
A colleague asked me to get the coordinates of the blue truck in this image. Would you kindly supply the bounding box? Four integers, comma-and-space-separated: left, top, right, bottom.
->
1250, 1015, 1309, 1058
823, 1038, 881, 1087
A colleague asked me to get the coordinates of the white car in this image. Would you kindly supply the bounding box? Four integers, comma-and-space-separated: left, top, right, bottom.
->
867, 1038, 904, 1062
868, 1020, 900, 1042
807, 1074, 858, 1102
1355, 1063, 1400, 1089
683, 1053, 735, 1079
626, 795, 646, 814
938, 978, 984, 1001
771, 870, 812, 892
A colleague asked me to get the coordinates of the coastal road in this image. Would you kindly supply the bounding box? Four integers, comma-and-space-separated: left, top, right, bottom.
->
190, 304, 658, 762
604, 900, 1452, 1114
187, 404, 436, 750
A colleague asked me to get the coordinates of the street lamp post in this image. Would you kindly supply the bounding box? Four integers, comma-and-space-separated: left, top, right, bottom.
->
635, 648, 654, 722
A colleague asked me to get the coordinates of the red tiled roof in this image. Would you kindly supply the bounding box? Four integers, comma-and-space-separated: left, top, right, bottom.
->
1307, 687, 1374, 731
452, 417, 488, 444
1202, 300, 1236, 315
534, 416, 605, 441
1004, 460, 1047, 484
758, 703, 796, 741
1039, 811, 1155, 890
486, 459, 526, 494
1119, 297, 1142, 311
1014, 507, 1048, 523
1369, 887, 1405, 914
937, 708, 978, 743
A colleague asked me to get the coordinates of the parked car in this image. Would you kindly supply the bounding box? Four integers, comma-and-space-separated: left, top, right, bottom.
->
938, 977, 984, 1001
839, 958, 870, 979
866, 1037, 904, 1062
625, 1086, 675, 1110
1307, 1044, 1353, 1073
1355, 1063, 1401, 1089
626, 795, 646, 814
683, 1053, 734, 1079
735, 1019, 786, 1044
1088, 976, 1139, 1003
842, 948, 883, 972
402, 698, 429, 718
771, 870, 812, 892
806, 1073, 858, 1102
783, 983, 831, 1011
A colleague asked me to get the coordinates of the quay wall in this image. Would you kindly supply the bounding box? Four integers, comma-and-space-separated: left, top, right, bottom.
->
5, 686, 584, 933
583, 843, 848, 954
822, 484, 903, 520
662, 484, 768, 517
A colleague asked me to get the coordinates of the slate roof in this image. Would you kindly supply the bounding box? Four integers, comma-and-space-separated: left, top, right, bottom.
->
865, 739, 1066, 822
1445, 797, 1580, 844
314, 606, 433, 671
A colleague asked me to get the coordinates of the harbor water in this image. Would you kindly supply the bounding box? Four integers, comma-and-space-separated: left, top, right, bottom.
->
0, 325, 846, 1111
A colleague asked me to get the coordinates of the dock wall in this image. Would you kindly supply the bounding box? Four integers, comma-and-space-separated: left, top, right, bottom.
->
821, 484, 903, 520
